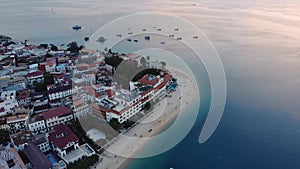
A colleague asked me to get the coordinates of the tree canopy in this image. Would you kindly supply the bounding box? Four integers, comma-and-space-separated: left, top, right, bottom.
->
0, 129, 10, 144
104, 55, 123, 68
67, 41, 83, 54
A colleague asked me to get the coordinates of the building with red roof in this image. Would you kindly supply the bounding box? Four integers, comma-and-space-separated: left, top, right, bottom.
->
17, 92, 31, 107
26, 70, 44, 85
48, 125, 79, 157
72, 100, 90, 118
43, 106, 74, 130
105, 89, 115, 98
105, 72, 174, 124
138, 74, 160, 86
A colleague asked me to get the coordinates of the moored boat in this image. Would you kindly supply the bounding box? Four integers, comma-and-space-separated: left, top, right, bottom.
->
72, 25, 81, 30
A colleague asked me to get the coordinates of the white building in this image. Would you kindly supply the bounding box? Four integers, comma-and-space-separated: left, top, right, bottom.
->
6, 109, 29, 133
0, 90, 19, 116
0, 117, 8, 130
105, 88, 154, 124
32, 137, 51, 153
48, 125, 80, 158
10, 130, 35, 151
17, 93, 31, 107
27, 114, 47, 135
26, 70, 44, 85
72, 100, 90, 119
42, 106, 74, 130
48, 85, 79, 101
105, 73, 173, 124
9, 77, 26, 89
42, 59, 56, 72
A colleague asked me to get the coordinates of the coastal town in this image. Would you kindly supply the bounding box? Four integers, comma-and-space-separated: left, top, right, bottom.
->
0, 35, 178, 169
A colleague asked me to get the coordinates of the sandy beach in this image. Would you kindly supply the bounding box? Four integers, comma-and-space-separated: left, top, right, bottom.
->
95, 66, 199, 169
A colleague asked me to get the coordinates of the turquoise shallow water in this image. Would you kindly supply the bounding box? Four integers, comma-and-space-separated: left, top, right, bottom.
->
1, 0, 300, 168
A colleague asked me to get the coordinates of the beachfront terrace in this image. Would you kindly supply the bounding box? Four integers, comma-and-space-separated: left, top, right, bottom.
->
61, 143, 95, 164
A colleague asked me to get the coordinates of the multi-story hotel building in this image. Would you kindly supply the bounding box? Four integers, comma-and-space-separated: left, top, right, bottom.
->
42, 106, 74, 130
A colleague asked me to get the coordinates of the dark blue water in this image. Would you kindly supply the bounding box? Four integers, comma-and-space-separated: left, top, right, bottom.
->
122, 87, 300, 169
112, 33, 300, 168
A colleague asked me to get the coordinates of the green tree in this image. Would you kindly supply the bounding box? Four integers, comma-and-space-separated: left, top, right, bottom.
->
67, 41, 82, 54
33, 81, 47, 92
0, 129, 10, 144
143, 102, 151, 111
140, 57, 146, 65
109, 118, 121, 132
45, 53, 52, 58
104, 55, 123, 68
44, 73, 54, 84
50, 44, 58, 51
40, 44, 48, 49
160, 61, 166, 67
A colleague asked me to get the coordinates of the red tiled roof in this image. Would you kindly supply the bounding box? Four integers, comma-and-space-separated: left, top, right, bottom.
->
98, 62, 105, 66
0, 107, 5, 113
17, 93, 30, 100
73, 100, 85, 108
42, 106, 72, 120
11, 130, 35, 146
53, 74, 64, 79
105, 89, 115, 98
76, 63, 90, 71
138, 74, 159, 86
48, 125, 78, 149
89, 63, 97, 68
97, 105, 121, 115
95, 92, 103, 98
45, 59, 55, 66
154, 73, 172, 90
83, 86, 95, 96
27, 71, 43, 77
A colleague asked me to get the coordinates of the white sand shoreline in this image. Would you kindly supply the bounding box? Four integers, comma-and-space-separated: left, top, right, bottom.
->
95, 66, 199, 169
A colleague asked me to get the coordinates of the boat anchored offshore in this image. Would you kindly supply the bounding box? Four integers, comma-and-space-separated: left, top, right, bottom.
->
96, 36, 107, 43
144, 35, 151, 40
84, 37, 90, 41
72, 25, 81, 30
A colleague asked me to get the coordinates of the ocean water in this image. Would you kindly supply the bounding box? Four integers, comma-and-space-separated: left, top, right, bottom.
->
1, 0, 300, 169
